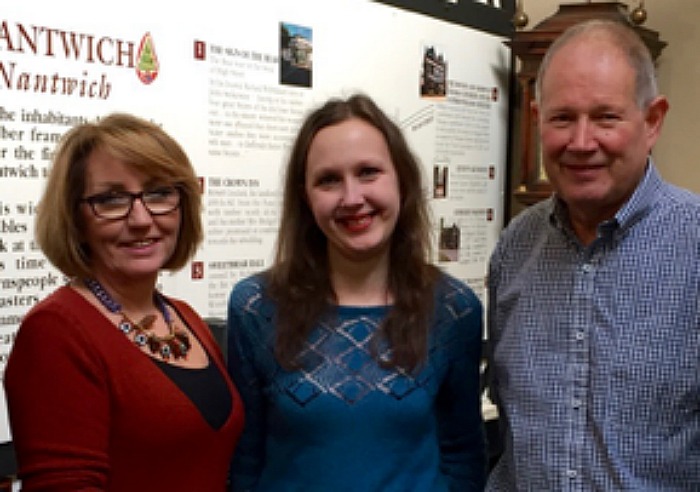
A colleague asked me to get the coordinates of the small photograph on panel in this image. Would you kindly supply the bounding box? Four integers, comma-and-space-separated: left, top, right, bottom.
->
191, 261, 204, 280
280, 22, 313, 88
438, 218, 460, 262
420, 45, 447, 98
433, 164, 449, 199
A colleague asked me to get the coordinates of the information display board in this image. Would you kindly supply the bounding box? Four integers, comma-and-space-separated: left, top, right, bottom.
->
0, 0, 511, 443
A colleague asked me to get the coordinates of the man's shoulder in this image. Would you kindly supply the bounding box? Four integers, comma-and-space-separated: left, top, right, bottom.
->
497, 198, 554, 247
650, 181, 700, 232
660, 181, 700, 211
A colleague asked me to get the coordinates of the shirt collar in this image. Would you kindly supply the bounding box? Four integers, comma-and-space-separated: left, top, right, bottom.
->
614, 158, 662, 230
548, 158, 662, 237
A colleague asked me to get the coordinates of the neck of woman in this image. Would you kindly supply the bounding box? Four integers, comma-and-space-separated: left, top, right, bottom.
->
328, 250, 392, 306
85, 272, 160, 316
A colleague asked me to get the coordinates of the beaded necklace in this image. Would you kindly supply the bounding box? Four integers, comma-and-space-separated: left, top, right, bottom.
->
84, 278, 191, 360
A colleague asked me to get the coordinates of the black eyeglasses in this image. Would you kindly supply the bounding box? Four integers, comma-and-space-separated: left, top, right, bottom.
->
81, 185, 182, 220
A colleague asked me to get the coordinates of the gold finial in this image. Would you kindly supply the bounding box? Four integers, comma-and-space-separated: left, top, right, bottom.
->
513, 0, 529, 29
630, 1, 647, 25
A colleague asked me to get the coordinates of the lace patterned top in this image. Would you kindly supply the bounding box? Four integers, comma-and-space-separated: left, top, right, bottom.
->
227, 272, 485, 491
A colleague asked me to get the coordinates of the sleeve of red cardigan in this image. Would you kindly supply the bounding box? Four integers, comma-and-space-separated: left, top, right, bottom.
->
4, 306, 111, 491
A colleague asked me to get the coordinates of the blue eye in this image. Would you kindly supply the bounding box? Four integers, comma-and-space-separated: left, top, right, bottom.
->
316, 174, 340, 186
359, 167, 380, 180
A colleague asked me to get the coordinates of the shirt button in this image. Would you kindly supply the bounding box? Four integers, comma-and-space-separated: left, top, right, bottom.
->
575, 331, 584, 341
572, 398, 582, 408
566, 469, 578, 479
582, 263, 593, 273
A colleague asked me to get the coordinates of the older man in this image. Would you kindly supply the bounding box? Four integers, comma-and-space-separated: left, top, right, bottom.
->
487, 19, 699, 490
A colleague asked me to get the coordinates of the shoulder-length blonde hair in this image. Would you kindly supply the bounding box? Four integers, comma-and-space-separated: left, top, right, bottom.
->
36, 113, 202, 279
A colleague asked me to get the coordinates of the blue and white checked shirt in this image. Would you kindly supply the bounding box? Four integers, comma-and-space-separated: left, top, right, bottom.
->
487, 162, 700, 491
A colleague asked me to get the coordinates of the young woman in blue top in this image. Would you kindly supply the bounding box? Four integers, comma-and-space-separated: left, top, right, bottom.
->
227, 93, 486, 491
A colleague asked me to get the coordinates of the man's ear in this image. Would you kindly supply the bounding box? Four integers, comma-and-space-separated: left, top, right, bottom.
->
645, 95, 669, 150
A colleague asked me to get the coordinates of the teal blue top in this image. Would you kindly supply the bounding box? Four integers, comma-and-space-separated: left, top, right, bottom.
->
227, 273, 485, 491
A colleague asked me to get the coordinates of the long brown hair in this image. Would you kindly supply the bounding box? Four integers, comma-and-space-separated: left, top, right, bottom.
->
269, 94, 439, 371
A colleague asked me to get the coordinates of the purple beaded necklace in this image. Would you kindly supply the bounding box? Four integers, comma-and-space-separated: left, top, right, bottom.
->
84, 278, 191, 360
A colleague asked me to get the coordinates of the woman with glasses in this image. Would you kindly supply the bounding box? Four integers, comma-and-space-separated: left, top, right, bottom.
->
4, 113, 244, 491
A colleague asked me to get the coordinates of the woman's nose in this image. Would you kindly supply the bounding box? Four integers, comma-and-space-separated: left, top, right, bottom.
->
340, 179, 363, 206
126, 196, 154, 225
